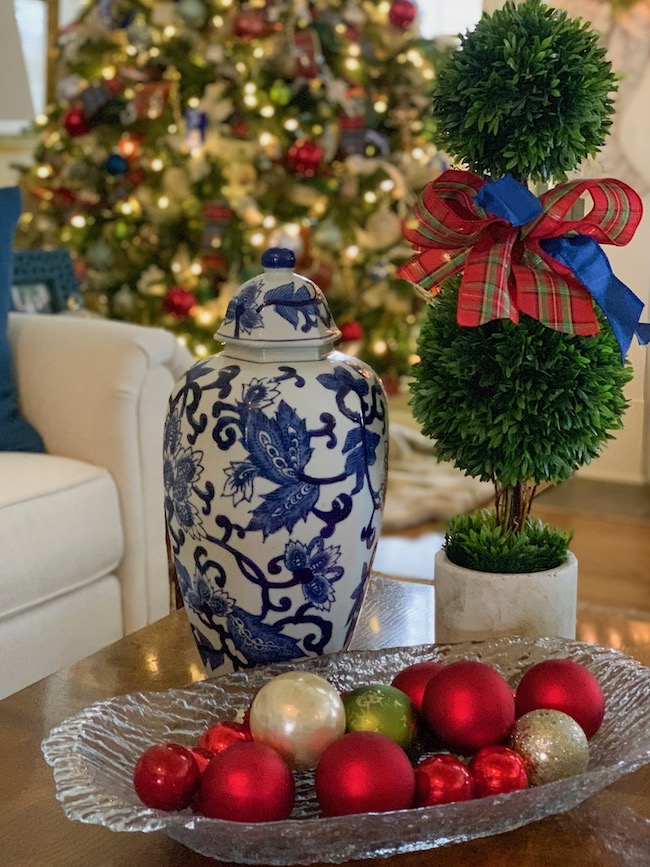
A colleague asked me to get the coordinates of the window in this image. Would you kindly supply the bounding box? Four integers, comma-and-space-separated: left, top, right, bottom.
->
420, 0, 483, 38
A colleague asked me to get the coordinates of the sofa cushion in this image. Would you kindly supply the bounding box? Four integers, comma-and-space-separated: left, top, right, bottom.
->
0, 187, 43, 452
0, 453, 124, 620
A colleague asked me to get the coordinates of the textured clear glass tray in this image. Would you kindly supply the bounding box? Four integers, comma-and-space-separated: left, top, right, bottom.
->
42, 638, 650, 865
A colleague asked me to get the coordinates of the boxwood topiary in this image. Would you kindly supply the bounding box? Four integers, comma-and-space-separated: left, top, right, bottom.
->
409, 0, 631, 572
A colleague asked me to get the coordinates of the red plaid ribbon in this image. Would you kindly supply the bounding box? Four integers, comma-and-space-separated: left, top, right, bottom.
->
397, 169, 643, 335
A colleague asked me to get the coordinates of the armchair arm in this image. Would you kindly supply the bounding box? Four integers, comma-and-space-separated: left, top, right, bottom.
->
7, 312, 193, 632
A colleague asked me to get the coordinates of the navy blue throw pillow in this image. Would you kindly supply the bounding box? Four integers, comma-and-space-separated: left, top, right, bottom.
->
0, 187, 44, 452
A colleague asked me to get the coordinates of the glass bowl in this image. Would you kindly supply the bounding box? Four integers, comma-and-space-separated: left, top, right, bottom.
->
42, 637, 650, 864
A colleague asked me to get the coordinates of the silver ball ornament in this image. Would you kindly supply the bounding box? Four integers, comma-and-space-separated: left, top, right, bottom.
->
510, 709, 589, 786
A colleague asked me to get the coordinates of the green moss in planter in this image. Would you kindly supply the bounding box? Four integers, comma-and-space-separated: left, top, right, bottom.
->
444, 511, 571, 573
431, 0, 616, 182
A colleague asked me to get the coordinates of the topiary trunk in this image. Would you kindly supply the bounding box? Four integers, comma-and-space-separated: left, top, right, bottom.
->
494, 480, 538, 534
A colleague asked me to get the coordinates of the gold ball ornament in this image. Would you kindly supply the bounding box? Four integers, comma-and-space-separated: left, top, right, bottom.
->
249, 672, 346, 771
510, 709, 589, 786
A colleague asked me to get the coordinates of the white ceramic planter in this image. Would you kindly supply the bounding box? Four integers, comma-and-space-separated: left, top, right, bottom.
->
434, 548, 577, 643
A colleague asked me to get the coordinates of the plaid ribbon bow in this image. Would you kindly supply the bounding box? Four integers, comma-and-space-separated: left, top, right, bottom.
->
397, 169, 648, 359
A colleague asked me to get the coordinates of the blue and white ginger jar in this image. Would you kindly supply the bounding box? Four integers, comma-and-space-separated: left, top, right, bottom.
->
165, 248, 388, 676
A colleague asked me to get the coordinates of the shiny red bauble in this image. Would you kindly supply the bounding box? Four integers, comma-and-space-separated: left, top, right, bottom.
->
414, 753, 475, 807
198, 720, 252, 754
133, 743, 200, 811
187, 746, 213, 775
162, 285, 197, 319
469, 746, 529, 798
315, 731, 415, 817
63, 106, 92, 137
515, 658, 605, 739
286, 139, 324, 177
388, 0, 417, 30
199, 741, 295, 822
422, 660, 515, 754
391, 660, 445, 713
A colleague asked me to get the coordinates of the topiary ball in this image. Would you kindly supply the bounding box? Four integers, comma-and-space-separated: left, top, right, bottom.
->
410, 278, 633, 489
430, 0, 616, 182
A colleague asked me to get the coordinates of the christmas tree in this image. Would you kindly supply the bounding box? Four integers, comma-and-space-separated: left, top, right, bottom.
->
16, 0, 449, 383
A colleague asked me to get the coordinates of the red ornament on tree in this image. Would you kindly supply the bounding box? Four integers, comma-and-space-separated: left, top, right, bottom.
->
286, 139, 324, 177
198, 720, 252, 754
339, 320, 365, 343
414, 753, 475, 807
515, 659, 605, 739
422, 661, 515, 754
133, 743, 200, 811
63, 106, 92, 137
469, 746, 529, 797
388, 0, 417, 30
199, 741, 295, 822
391, 660, 445, 713
232, 10, 270, 40
162, 285, 197, 319
315, 731, 415, 816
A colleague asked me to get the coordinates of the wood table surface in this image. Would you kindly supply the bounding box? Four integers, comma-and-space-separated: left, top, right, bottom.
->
1, 572, 648, 867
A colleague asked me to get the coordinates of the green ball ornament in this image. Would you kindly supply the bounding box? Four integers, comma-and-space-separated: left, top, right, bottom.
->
343, 684, 417, 749
270, 81, 292, 107
113, 220, 130, 241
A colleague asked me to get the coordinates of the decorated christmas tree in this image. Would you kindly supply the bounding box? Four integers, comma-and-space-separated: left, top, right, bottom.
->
16, 0, 449, 383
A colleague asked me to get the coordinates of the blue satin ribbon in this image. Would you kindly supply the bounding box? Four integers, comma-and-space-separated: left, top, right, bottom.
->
541, 235, 650, 360
475, 174, 649, 361
475, 173, 543, 226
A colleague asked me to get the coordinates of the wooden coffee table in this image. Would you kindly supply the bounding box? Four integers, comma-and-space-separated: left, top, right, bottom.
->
1, 572, 648, 867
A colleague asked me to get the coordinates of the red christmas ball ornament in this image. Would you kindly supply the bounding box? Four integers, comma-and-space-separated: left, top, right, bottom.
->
232, 10, 270, 39
198, 720, 252, 754
162, 285, 197, 319
469, 746, 529, 797
422, 660, 515, 754
315, 731, 415, 817
286, 139, 324, 177
133, 743, 200, 811
339, 320, 365, 343
199, 741, 295, 822
515, 658, 605, 739
63, 106, 92, 137
391, 660, 445, 714
187, 746, 213, 775
389, 0, 417, 30
414, 753, 475, 807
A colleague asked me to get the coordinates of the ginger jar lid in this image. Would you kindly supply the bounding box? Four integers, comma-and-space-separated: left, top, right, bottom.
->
215, 248, 341, 348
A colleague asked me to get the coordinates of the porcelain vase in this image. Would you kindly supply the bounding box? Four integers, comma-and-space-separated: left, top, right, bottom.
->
434, 548, 578, 643
164, 248, 388, 676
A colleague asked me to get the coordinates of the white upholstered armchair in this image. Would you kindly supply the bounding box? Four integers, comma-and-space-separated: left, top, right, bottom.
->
0, 312, 192, 698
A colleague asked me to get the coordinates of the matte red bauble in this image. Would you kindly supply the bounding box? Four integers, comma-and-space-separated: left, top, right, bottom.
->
63, 106, 92, 137
469, 746, 529, 797
414, 753, 475, 807
286, 140, 324, 177
515, 658, 605, 739
391, 660, 444, 713
133, 743, 200, 811
233, 10, 270, 39
388, 0, 417, 30
315, 731, 415, 816
422, 660, 515, 754
198, 720, 252, 754
200, 741, 295, 822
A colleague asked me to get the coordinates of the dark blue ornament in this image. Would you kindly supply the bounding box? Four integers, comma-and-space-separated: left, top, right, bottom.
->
105, 154, 129, 176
